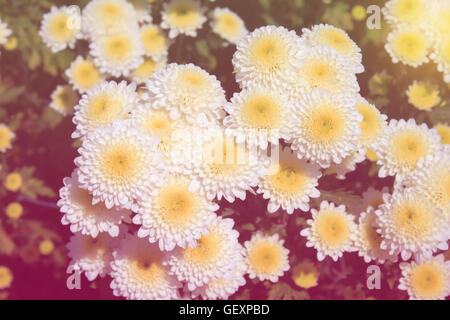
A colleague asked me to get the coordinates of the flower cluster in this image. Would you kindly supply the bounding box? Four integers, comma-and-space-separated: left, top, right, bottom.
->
383, 0, 450, 83
37, 1, 450, 301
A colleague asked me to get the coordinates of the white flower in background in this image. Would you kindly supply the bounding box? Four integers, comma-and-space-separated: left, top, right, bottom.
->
399, 254, 450, 300
74, 119, 166, 210
355, 186, 390, 213
244, 232, 290, 282
144, 63, 226, 125
211, 8, 247, 44
72, 81, 138, 139
67, 231, 122, 281
385, 25, 432, 67
431, 35, 450, 83
289, 89, 362, 168
133, 174, 218, 251
50, 85, 79, 116
292, 45, 360, 95
128, 0, 153, 23
374, 119, 441, 178
192, 255, 246, 300
65, 56, 105, 93
0, 17, 12, 45
355, 207, 398, 263
90, 31, 144, 78
233, 25, 305, 89
164, 216, 243, 291
0, 124, 15, 153
139, 24, 169, 61
223, 87, 293, 150
301, 24, 364, 73
58, 169, 131, 238
257, 147, 321, 214
429, 0, 450, 37
81, 0, 138, 38
300, 201, 357, 262
39, 6, 82, 53
382, 0, 430, 26
110, 234, 181, 300
355, 97, 388, 150
324, 147, 366, 180
375, 189, 448, 261
131, 56, 167, 84
161, 0, 207, 39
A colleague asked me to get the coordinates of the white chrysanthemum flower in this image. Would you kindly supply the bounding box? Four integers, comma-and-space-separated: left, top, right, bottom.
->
289, 89, 362, 168
139, 24, 169, 61
401, 146, 450, 220
81, 0, 138, 38
428, 0, 450, 37
0, 124, 15, 153
292, 45, 360, 95
160, 0, 206, 39
233, 25, 305, 89
131, 56, 167, 84
144, 63, 226, 125
382, 0, 430, 26
355, 97, 388, 150
385, 25, 432, 67
67, 232, 121, 281
374, 119, 441, 178
50, 85, 78, 116
431, 35, 450, 82
192, 256, 246, 300
375, 189, 448, 261
128, 0, 153, 23
324, 147, 366, 180
0, 18, 12, 45
355, 207, 398, 263
39, 6, 82, 53
211, 8, 247, 44
90, 31, 144, 78
257, 146, 321, 214
164, 216, 242, 291
301, 24, 363, 73
177, 126, 266, 202
300, 201, 357, 262
74, 119, 166, 210
58, 169, 131, 238
133, 174, 218, 251
245, 232, 290, 282
110, 234, 181, 300
399, 254, 450, 300
223, 87, 292, 150
65, 56, 105, 93
72, 81, 138, 139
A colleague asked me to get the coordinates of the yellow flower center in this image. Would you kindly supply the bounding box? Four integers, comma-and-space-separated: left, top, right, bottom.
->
73, 61, 101, 90
49, 13, 75, 41
5, 172, 22, 192
130, 252, 165, 283
391, 0, 426, 23
435, 124, 450, 144
390, 130, 429, 169
97, 3, 124, 25
356, 102, 382, 143
184, 230, 221, 264
141, 26, 166, 54
302, 59, 338, 92
103, 33, 133, 62
101, 143, 140, 181
86, 92, 126, 127
316, 211, 351, 247
215, 12, 239, 37
156, 183, 200, 226
391, 30, 429, 64
39, 239, 55, 255
292, 260, 319, 289
250, 35, 288, 72
6, 202, 23, 219
268, 163, 309, 196
241, 94, 281, 129
408, 82, 440, 110
167, 1, 200, 28
248, 242, 283, 274
319, 28, 353, 56
305, 104, 346, 144
0, 126, 13, 151
133, 58, 160, 81
410, 264, 446, 299
392, 200, 434, 239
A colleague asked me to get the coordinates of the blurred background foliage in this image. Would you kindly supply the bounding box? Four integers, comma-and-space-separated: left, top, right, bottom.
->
0, 0, 448, 299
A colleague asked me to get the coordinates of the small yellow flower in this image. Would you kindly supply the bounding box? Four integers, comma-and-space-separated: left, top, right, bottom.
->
3, 36, 17, 50
352, 5, 367, 21
39, 239, 55, 255
292, 259, 319, 289
0, 124, 15, 153
5, 172, 22, 192
434, 123, 450, 144
0, 266, 13, 289
407, 81, 441, 111
6, 202, 23, 219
